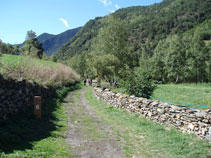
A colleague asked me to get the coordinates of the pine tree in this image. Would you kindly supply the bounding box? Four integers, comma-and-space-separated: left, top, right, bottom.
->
21, 30, 44, 59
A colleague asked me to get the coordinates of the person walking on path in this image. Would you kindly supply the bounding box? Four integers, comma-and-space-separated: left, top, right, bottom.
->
88, 79, 92, 86
83, 78, 87, 86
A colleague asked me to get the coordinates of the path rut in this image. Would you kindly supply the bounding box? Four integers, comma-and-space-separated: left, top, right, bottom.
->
64, 89, 124, 158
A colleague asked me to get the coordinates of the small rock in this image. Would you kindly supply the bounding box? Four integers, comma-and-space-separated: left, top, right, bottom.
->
195, 111, 206, 118
209, 127, 211, 136
201, 128, 207, 136
188, 123, 195, 130
176, 114, 180, 119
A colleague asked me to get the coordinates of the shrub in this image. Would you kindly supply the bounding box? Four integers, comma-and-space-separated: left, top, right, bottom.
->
122, 67, 156, 98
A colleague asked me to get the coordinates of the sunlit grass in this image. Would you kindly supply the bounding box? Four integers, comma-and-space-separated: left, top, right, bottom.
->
153, 83, 211, 108
112, 83, 211, 109
85, 88, 211, 158
0, 54, 57, 67
0, 54, 80, 86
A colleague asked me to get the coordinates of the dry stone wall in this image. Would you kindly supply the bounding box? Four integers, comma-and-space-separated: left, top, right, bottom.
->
93, 88, 211, 141
0, 75, 54, 120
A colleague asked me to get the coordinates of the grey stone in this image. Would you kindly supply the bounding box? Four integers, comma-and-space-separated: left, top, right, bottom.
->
195, 111, 207, 118
93, 87, 210, 141
209, 127, 211, 136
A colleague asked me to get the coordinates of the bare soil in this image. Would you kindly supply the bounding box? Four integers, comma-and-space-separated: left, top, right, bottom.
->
64, 89, 124, 158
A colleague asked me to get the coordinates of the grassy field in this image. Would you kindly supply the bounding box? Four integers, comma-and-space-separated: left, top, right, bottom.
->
0, 54, 57, 67
153, 83, 211, 109
85, 88, 211, 158
111, 83, 211, 109
0, 54, 79, 86
0, 85, 81, 158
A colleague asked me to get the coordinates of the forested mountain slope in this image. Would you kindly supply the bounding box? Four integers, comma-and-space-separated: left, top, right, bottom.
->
55, 0, 211, 60
38, 27, 81, 56
37, 33, 54, 44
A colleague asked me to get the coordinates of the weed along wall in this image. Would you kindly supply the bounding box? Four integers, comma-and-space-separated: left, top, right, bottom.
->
93, 88, 211, 141
0, 75, 53, 120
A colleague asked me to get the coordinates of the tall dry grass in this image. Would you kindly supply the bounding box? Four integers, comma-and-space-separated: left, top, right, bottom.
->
1, 56, 80, 86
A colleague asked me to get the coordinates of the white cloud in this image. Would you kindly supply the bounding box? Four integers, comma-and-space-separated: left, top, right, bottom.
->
115, 4, 120, 10
59, 18, 69, 29
98, 0, 112, 6
109, 10, 115, 13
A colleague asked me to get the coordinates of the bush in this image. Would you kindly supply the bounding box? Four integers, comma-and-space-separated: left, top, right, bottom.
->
122, 67, 156, 98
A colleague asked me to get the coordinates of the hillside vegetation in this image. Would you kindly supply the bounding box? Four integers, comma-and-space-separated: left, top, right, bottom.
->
55, 0, 211, 60
53, 0, 211, 100
0, 54, 80, 87
0, 27, 81, 57
37, 27, 81, 56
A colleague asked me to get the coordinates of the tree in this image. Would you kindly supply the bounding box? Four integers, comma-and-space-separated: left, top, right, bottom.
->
190, 28, 209, 82
69, 54, 87, 77
92, 14, 139, 86
152, 39, 169, 82
163, 35, 186, 83
21, 30, 44, 59
206, 42, 211, 82
94, 15, 132, 69
92, 54, 120, 87
122, 65, 156, 98
25, 30, 37, 40
0, 40, 20, 55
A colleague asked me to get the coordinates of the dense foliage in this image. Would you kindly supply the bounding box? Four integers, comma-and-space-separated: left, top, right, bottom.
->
0, 40, 20, 55
152, 21, 211, 83
55, 0, 211, 61
121, 66, 157, 97
56, 0, 211, 97
21, 30, 44, 59
55, 17, 104, 60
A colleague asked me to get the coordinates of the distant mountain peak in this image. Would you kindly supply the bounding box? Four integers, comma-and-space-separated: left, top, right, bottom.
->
37, 27, 81, 56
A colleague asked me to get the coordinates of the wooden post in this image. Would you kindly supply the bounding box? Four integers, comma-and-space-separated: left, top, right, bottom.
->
34, 96, 42, 119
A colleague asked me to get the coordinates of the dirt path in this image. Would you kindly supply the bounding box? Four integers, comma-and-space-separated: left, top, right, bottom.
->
64, 89, 124, 158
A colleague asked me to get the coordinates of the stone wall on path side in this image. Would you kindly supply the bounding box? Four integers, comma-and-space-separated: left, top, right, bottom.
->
93, 87, 211, 141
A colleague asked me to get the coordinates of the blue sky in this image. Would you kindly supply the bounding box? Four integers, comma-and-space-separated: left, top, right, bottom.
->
0, 0, 162, 44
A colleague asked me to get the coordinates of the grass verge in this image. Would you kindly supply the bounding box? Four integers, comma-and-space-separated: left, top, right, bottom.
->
84, 88, 211, 158
0, 85, 81, 158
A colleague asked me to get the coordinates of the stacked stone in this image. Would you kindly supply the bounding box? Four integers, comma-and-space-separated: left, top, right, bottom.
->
94, 88, 211, 141
0, 76, 52, 120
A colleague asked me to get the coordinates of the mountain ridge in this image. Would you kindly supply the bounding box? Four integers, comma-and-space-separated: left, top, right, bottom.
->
19, 27, 82, 56
38, 27, 82, 56
54, 0, 211, 60
37, 33, 55, 43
